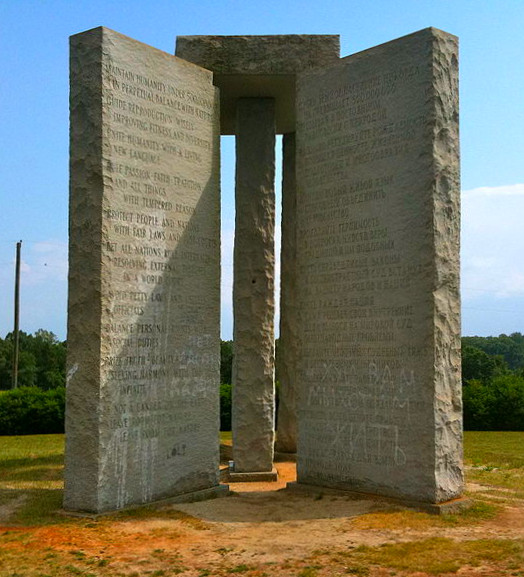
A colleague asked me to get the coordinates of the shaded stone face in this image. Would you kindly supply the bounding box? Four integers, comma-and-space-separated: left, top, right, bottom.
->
65, 27, 221, 513
294, 28, 462, 504
275, 133, 298, 454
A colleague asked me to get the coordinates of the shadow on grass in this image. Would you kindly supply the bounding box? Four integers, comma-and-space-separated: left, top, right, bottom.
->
0, 487, 65, 526
0, 454, 64, 483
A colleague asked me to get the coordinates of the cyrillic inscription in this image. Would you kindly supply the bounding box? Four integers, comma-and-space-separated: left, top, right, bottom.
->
296, 29, 462, 503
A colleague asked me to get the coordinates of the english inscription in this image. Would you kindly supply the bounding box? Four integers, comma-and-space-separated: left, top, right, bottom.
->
65, 27, 221, 513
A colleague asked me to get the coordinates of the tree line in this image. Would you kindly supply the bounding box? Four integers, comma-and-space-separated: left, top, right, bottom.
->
0, 331, 523, 433
462, 332, 524, 430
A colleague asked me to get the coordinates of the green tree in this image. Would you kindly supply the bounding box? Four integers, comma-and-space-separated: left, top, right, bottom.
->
220, 340, 233, 384
220, 383, 232, 431
0, 330, 66, 390
0, 337, 13, 389
489, 374, 524, 430
0, 386, 65, 435
463, 333, 524, 371
462, 345, 507, 383
463, 379, 496, 430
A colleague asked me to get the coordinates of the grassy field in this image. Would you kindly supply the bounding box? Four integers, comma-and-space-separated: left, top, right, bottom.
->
0, 431, 523, 576
464, 431, 524, 499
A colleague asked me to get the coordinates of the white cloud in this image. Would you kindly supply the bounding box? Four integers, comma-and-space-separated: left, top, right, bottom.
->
461, 183, 524, 303
462, 183, 524, 199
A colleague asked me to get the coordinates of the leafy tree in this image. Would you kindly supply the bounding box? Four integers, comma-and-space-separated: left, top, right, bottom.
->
219, 383, 232, 431
0, 330, 66, 390
220, 340, 233, 385
489, 374, 524, 431
463, 379, 496, 430
0, 386, 65, 435
462, 345, 507, 383
0, 337, 13, 389
463, 333, 524, 371
16, 350, 38, 388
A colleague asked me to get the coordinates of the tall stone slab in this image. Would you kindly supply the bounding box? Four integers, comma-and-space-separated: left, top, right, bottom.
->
295, 28, 462, 504
65, 27, 222, 513
232, 98, 276, 473
276, 133, 298, 454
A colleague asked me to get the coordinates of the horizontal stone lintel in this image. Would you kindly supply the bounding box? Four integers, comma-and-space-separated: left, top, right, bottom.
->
175, 34, 340, 134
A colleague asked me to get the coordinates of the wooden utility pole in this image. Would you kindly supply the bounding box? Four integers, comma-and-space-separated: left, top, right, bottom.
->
12, 240, 21, 389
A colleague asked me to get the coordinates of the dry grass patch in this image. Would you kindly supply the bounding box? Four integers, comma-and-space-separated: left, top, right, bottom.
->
349, 501, 498, 531
329, 537, 524, 575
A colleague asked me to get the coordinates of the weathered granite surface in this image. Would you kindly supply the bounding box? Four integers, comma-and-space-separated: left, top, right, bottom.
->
175, 35, 340, 134
295, 28, 462, 504
175, 35, 340, 75
232, 98, 276, 473
275, 133, 298, 454
65, 27, 222, 513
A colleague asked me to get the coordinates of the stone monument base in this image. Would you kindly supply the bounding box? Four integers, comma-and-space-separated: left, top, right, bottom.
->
226, 466, 278, 482
286, 482, 472, 515
274, 451, 297, 462
62, 485, 231, 518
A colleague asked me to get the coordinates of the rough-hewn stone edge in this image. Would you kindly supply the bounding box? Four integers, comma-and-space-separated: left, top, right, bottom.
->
61, 485, 231, 518
65, 26, 221, 514
65, 26, 106, 514
286, 483, 472, 515
427, 28, 463, 502
294, 26, 463, 504
175, 35, 340, 75
226, 468, 278, 483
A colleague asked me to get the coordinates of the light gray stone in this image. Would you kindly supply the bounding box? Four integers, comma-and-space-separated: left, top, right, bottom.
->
65, 27, 222, 513
175, 35, 340, 134
227, 468, 278, 482
295, 28, 462, 504
232, 98, 276, 473
275, 132, 298, 454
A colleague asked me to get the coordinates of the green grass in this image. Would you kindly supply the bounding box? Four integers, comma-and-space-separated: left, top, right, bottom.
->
220, 431, 232, 443
0, 434, 64, 464
464, 431, 524, 495
0, 434, 64, 525
464, 431, 524, 469
347, 537, 524, 575
0, 431, 523, 527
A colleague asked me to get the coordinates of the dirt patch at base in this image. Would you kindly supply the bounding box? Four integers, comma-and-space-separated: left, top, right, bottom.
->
1, 460, 523, 577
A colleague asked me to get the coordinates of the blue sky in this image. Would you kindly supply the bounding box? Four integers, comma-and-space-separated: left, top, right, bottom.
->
1, 0, 523, 340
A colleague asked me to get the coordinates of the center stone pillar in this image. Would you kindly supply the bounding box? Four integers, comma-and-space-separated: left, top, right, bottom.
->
232, 98, 276, 477
275, 133, 298, 455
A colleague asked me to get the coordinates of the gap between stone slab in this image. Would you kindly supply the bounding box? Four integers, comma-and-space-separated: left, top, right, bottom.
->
274, 451, 297, 462
59, 484, 231, 519
286, 482, 473, 515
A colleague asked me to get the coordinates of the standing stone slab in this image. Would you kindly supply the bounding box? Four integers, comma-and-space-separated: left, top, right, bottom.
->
232, 98, 276, 473
276, 132, 298, 454
295, 28, 462, 504
65, 27, 221, 513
